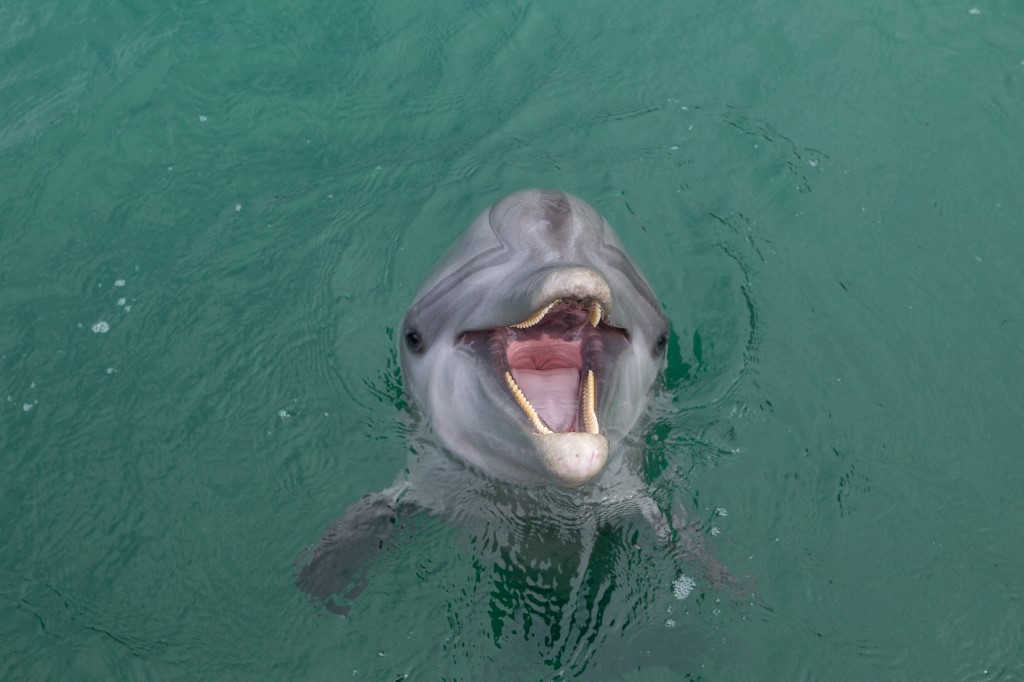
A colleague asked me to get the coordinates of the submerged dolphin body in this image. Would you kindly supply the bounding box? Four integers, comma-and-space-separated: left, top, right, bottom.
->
297, 190, 721, 615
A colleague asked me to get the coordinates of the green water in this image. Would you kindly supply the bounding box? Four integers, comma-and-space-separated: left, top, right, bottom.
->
2, 0, 1023, 678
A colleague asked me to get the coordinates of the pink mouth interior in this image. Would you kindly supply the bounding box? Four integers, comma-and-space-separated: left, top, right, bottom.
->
507, 335, 582, 432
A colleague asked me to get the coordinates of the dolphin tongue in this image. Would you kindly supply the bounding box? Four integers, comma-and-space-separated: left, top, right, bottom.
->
509, 368, 580, 432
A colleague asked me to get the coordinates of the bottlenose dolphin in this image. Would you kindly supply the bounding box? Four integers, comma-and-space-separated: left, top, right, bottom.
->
297, 189, 723, 615
400, 189, 669, 487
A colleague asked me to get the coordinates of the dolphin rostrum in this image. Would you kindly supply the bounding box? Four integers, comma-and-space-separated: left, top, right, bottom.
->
297, 189, 727, 615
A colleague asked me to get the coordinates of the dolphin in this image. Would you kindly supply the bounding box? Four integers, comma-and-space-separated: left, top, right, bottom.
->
399, 188, 669, 487
296, 189, 725, 615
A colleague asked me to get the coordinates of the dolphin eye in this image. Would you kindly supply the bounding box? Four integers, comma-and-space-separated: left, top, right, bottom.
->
655, 333, 668, 353
404, 328, 424, 354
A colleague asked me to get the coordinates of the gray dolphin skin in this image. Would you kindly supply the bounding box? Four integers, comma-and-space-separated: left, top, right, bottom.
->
295, 190, 727, 615
399, 189, 669, 487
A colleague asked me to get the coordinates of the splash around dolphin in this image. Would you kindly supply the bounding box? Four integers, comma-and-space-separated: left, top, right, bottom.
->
296, 190, 727, 615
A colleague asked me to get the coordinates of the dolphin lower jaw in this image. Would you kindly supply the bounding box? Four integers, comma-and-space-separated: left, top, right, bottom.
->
530, 432, 609, 488
505, 367, 599, 436
506, 363, 608, 487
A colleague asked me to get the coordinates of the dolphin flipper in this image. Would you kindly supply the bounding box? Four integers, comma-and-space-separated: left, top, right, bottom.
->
639, 498, 747, 596
295, 487, 410, 614
668, 502, 752, 597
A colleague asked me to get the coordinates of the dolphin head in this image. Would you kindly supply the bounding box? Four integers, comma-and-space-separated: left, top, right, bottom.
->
400, 189, 669, 488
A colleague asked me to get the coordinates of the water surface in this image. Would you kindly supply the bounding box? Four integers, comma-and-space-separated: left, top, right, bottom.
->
2, 0, 1023, 679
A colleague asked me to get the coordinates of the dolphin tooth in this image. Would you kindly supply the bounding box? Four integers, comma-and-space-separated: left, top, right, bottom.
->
588, 301, 603, 327
582, 369, 599, 434
510, 299, 560, 329
505, 371, 554, 435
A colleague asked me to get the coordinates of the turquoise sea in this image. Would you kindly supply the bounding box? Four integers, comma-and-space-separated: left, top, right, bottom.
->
2, 0, 1022, 679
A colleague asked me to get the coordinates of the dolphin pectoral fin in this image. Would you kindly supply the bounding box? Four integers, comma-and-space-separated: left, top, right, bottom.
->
295, 488, 414, 615
647, 501, 754, 600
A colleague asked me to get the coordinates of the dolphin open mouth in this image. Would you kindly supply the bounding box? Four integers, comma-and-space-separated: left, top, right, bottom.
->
505, 298, 603, 435
461, 296, 627, 438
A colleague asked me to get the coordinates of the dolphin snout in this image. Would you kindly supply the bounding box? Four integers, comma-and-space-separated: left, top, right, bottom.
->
527, 267, 612, 322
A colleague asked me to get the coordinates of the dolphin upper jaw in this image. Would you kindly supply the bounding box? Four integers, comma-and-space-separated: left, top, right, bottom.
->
447, 266, 615, 337
524, 267, 612, 323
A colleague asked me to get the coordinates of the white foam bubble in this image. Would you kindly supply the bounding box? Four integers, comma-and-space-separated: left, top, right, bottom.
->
235, 204, 242, 212
22, 403, 34, 412
91, 321, 110, 333
114, 279, 125, 287
199, 115, 208, 122
673, 575, 696, 600
714, 507, 728, 517
117, 298, 126, 306
969, 7, 981, 14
